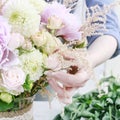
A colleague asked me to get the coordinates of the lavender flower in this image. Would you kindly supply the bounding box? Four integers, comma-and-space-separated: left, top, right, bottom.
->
0, 16, 11, 45
0, 16, 19, 68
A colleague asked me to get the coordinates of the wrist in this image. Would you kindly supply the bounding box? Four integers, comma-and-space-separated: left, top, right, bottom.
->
87, 52, 96, 68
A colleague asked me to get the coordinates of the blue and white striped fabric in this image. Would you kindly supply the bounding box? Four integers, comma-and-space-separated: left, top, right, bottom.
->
45, 0, 79, 13
86, 0, 120, 58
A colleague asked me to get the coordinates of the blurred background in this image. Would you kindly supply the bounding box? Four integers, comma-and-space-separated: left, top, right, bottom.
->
105, 0, 120, 77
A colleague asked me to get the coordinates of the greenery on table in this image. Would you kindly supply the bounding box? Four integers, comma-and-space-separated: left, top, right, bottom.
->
54, 76, 120, 120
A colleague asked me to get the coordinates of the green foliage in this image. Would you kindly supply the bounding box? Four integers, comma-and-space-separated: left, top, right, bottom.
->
54, 76, 120, 120
23, 74, 33, 92
73, 41, 86, 48
0, 100, 14, 112
17, 47, 32, 55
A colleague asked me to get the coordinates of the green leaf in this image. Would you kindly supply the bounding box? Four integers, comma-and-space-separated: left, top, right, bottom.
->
102, 112, 111, 120
92, 100, 104, 109
23, 74, 33, 92
18, 47, 32, 55
115, 98, 120, 105
106, 98, 113, 104
53, 114, 63, 120
80, 111, 95, 118
116, 89, 120, 94
107, 92, 113, 98
0, 100, 14, 112
73, 41, 86, 48
115, 109, 120, 118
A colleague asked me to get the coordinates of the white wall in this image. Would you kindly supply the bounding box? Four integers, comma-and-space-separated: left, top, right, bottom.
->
105, 55, 120, 77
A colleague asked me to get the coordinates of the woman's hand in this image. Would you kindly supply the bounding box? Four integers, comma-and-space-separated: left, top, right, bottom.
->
47, 34, 118, 104
47, 69, 90, 104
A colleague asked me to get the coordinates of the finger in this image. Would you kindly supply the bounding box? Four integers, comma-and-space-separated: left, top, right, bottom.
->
48, 71, 74, 87
48, 78, 74, 98
48, 79, 77, 104
57, 87, 78, 104
57, 87, 77, 101
65, 87, 77, 97
48, 79, 65, 97
49, 70, 89, 87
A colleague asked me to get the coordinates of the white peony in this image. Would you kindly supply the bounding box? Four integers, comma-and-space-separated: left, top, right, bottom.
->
2, 0, 40, 38
19, 49, 43, 81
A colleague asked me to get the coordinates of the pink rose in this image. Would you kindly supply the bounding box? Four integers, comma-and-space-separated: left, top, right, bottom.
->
1, 67, 25, 93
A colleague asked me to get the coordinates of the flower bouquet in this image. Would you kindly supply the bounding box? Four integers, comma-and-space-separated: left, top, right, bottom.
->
0, 0, 112, 119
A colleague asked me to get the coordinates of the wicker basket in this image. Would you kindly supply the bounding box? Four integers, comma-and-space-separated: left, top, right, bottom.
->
0, 97, 34, 120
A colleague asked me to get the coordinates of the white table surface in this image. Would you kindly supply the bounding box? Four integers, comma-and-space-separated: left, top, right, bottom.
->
33, 99, 64, 120
33, 79, 98, 120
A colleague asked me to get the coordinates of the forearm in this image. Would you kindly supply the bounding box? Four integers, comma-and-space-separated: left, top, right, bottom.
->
88, 35, 117, 68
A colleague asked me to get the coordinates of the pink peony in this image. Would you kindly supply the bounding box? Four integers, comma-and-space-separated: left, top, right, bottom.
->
41, 2, 70, 23
41, 2, 81, 41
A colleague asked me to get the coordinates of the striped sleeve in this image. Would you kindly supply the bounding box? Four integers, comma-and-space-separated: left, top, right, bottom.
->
45, 0, 79, 13
86, 0, 120, 58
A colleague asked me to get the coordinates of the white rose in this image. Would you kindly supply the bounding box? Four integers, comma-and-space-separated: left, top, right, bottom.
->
32, 30, 63, 54
1, 67, 25, 92
31, 30, 48, 47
